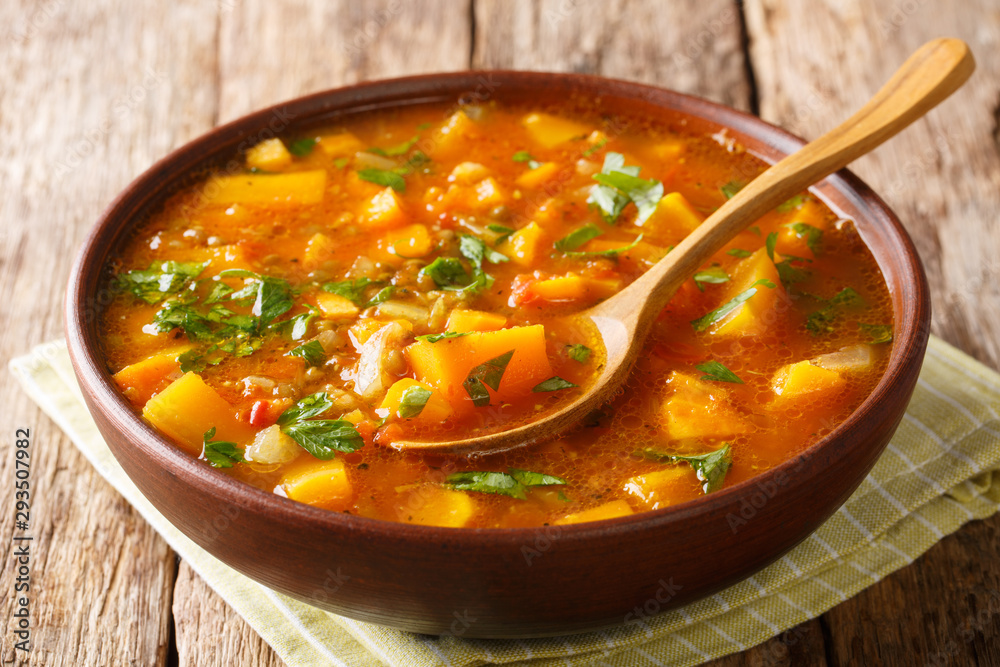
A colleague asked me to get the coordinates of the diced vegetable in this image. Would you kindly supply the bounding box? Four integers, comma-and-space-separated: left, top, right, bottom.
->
303, 232, 337, 269
660, 371, 747, 440
448, 161, 491, 184
497, 222, 548, 267
526, 274, 622, 303
244, 424, 300, 465
623, 467, 701, 511
705, 248, 786, 336
771, 360, 846, 405
400, 487, 475, 527
113, 346, 192, 405
361, 187, 409, 228
376, 223, 433, 260
405, 325, 552, 408
640, 192, 704, 239
431, 110, 477, 159
446, 309, 507, 333
201, 170, 327, 205
379, 378, 453, 422
515, 161, 561, 188
522, 112, 590, 147
142, 372, 256, 455
315, 293, 360, 321
811, 344, 876, 373
280, 458, 353, 509
245, 138, 292, 170
554, 499, 634, 525
316, 132, 365, 157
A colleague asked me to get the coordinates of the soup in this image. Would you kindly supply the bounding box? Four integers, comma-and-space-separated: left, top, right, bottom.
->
100, 100, 893, 528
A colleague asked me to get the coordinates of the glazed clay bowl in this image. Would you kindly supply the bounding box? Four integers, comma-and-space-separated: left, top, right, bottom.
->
65, 71, 930, 638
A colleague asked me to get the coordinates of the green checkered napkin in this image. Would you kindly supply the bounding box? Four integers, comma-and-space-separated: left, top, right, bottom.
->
11, 336, 1000, 666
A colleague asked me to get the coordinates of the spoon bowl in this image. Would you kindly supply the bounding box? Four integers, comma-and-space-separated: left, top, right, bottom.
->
394, 37, 974, 453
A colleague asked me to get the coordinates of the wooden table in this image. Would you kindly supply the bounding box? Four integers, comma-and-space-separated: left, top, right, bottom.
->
2, 1, 998, 664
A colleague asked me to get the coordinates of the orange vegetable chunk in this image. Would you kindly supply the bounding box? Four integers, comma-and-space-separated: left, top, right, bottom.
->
446, 309, 507, 333
280, 458, 353, 510
113, 345, 192, 406
405, 325, 552, 408
555, 500, 634, 525
709, 248, 786, 336
379, 379, 454, 422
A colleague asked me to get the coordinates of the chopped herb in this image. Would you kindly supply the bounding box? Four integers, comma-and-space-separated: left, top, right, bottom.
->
831, 287, 863, 307
765, 232, 778, 260
582, 137, 608, 157
783, 222, 823, 252
459, 233, 508, 267
642, 444, 732, 493
403, 150, 430, 171
115, 260, 209, 303
805, 287, 865, 336
695, 360, 744, 384
287, 340, 325, 367
371, 135, 419, 157
420, 257, 472, 290
445, 467, 566, 499
554, 224, 603, 252
415, 331, 473, 343
288, 138, 317, 156
775, 259, 810, 285
322, 278, 376, 305
202, 427, 244, 468
280, 310, 317, 341
566, 344, 592, 363
693, 266, 730, 291
397, 385, 432, 418
565, 234, 643, 258
462, 349, 514, 407
749, 226, 762, 236
226, 272, 294, 333
204, 281, 234, 304
727, 248, 753, 258
691, 279, 776, 332
178, 348, 214, 373
592, 169, 664, 226
777, 194, 807, 213
720, 181, 744, 200
512, 150, 540, 169
357, 168, 406, 192
859, 323, 893, 344
332, 157, 349, 169
532, 376, 578, 392
276, 392, 363, 459
487, 223, 515, 242
366, 285, 396, 307
416, 122, 432, 131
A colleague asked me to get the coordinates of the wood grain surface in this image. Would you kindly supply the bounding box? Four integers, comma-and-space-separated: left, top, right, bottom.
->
1, 0, 997, 665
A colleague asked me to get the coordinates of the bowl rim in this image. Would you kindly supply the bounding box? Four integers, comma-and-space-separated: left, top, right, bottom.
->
65, 69, 930, 547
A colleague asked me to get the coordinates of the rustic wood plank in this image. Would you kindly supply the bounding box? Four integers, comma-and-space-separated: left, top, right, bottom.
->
472, 0, 753, 111
173, 563, 286, 667
746, 1, 1000, 664
0, 1, 221, 665
165, 2, 474, 665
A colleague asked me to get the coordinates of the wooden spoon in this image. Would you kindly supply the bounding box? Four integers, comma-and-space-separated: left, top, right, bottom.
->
397, 37, 974, 453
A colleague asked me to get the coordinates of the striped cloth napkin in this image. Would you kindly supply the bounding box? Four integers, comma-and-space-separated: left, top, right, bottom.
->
11, 336, 1000, 666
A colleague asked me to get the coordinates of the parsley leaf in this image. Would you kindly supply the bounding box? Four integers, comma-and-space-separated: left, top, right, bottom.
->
693, 266, 730, 291
116, 260, 209, 303
777, 194, 807, 213
765, 232, 778, 261
720, 181, 744, 199
592, 170, 664, 226
642, 444, 732, 493
276, 392, 363, 459
288, 138, 317, 156
322, 278, 375, 306
859, 323, 893, 344
462, 349, 514, 407
582, 137, 608, 157
695, 360, 744, 384
513, 150, 540, 169
564, 235, 643, 258
532, 376, 578, 392
783, 222, 823, 252
277, 392, 334, 425
372, 135, 419, 157
445, 467, 566, 499
420, 257, 472, 290
357, 168, 406, 192
227, 274, 294, 333
366, 285, 396, 307
202, 427, 244, 468
287, 340, 326, 367
586, 152, 637, 224
487, 223, 515, 242
554, 224, 603, 252
459, 234, 508, 268
805, 287, 865, 336
415, 331, 473, 343
566, 344, 591, 363
691, 279, 776, 332
727, 248, 752, 258
397, 385, 432, 418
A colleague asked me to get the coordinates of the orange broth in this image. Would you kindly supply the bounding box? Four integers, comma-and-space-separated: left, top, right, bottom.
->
99, 101, 893, 528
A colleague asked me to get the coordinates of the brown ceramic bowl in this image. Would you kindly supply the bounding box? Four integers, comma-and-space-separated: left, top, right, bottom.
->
65, 71, 930, 638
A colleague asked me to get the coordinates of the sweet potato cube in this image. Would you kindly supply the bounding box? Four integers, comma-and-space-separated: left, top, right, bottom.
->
498, 222, 547, 267
403, 487, 475, 527
405, 325, 552, 408
641, 192, 704, 239
446, 309, 507, 333
201, 170, 327, 206
316, 293, 360, 321
316, 132, 364, 158
245, 138, 292, 170
661, 371, 747, 440
431, 110, 477, 159
142, 372, 256, 455
303, 232, 337, 269
441, 177, 505, 210
522, 112, 590, 147
376, 224, 434, 261
772, 360, 846, 405
515, 161, 561, 189
361, 187, 408, 228
528, 275, 622, 303
113, 346, 192, 406
280, 459, 353, 510
379, 378, 453, 422
623, 467, 702, 511
709, 248, 786, 337
554, 499, 634, 525
448, 161, 491, 184
652, 139, 686, 160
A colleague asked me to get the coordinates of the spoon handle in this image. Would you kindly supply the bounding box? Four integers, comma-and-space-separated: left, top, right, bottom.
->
613, 37, 974, 325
